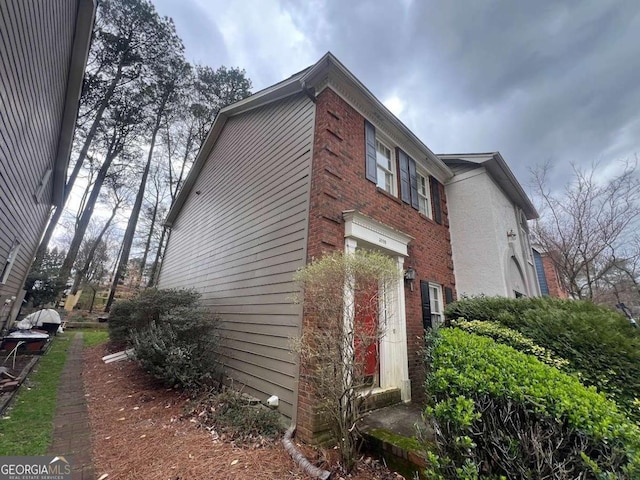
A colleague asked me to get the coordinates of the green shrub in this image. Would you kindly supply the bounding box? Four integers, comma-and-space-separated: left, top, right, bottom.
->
108, 288, 201, 343
130, 305, 222, 392
450, 319, 569, 370
424, 328, 640, 479
446, 296, 640, 421
185, 388, 284, 444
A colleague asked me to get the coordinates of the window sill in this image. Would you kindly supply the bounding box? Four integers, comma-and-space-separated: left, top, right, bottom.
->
376, 187, 402, 205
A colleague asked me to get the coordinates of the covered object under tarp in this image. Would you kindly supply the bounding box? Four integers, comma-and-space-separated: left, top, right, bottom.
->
16, 309, 62, 334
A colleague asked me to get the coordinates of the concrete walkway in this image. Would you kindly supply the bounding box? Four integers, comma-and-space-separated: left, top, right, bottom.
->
48, 332, 94, 480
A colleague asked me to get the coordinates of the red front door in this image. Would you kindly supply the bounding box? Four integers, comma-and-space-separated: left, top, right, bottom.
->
354, 284, 379, 383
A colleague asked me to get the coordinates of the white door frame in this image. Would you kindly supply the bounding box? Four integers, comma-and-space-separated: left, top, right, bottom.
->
343, 211, 412, 401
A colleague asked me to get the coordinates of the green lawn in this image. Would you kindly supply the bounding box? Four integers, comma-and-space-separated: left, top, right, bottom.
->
0, 334, 73, 455
81, 329, 109, 348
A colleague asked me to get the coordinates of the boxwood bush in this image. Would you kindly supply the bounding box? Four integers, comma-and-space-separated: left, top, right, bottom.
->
445, 297, 640, 421
424, 328, 640, 479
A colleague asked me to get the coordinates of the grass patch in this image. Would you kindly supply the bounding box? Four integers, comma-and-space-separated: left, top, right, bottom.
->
0, 334, 73, 455
81, 329, 109, 348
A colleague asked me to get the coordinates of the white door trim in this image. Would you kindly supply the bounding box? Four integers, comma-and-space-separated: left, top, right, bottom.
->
343, 211, 412, 402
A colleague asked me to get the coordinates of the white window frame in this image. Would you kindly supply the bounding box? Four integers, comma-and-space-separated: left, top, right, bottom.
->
429, 283, 444, 326
375, 137, 396, 195
417, 170, 432, 218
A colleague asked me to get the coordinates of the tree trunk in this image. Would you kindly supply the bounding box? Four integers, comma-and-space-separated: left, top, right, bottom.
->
146, 224, 167, 287
105, 116, 164, 311
58, 136, 121, 290
33, 64, 125, 268
70, 200, 120, 294
137, 196, 159, 287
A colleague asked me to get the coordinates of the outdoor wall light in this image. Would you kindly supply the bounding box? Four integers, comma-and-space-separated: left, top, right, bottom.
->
507, 229, 517, 241
404, 267, 416, 291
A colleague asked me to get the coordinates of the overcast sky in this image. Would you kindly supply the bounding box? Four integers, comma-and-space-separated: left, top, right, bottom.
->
150, 0, 640, 189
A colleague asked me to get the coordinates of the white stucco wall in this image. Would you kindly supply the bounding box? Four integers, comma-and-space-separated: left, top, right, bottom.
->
446, 167, 540, 298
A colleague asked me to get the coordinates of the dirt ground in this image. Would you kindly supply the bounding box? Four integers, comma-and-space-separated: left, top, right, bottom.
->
84, 344, 403, 479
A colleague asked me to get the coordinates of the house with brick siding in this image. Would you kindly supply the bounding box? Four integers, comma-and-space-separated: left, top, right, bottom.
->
532, 244, 569, 298
440, 153, 541, 299
0, 0, 95, 332
160, 52, 535, 441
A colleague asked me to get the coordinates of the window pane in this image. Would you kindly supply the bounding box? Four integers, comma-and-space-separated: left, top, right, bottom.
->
377, 167, 386, 189
419, 176, 427, 195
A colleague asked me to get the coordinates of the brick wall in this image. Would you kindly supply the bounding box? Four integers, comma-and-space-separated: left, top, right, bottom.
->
542, 253, 568, 298
296, 88, 456, 441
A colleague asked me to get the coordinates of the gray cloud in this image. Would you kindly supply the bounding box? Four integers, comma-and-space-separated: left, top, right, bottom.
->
156, 0, 640, 187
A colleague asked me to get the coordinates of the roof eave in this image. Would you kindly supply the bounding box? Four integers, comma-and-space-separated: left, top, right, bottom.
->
52, 0, 96, 207
439, 152, 539, 219
301, 53, 453, 183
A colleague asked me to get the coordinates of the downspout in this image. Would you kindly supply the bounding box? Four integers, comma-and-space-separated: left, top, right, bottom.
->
281, 88, 329, 479
283, 426, 331, 480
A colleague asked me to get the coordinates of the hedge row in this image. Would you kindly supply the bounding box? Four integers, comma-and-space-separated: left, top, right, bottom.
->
445, 296, 640, 421
424, 328, 640, 479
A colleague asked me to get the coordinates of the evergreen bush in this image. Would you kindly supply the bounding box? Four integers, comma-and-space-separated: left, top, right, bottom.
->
445, 296, 640, 421
109, 288, 221, 391
424, 328, 640, 479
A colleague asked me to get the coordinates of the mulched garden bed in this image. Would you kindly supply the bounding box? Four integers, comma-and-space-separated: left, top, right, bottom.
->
84, 344, 404, 479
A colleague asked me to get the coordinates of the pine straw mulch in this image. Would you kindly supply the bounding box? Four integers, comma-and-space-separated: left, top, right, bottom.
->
83, 344, 404, 480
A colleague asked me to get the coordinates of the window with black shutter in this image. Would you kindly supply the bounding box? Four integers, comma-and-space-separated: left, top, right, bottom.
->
420, 280, 432, 330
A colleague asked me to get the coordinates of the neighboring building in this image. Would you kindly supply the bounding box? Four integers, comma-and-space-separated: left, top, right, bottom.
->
440, 153, 540, 298
0, 0, 95, 330
159, 53, 456, 440
532, 245, 569, 298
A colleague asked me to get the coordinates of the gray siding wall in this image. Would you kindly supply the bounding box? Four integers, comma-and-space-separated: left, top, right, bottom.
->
159, 94, 315, 418
0, 0, 77, 323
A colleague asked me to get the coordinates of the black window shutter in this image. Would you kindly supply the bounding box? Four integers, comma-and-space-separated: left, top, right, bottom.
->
431, 176, 442, 224
398, 149, 411, 204
408, 157, 419, 210
420, 280, 432, 330
365, 120, 377, 183
445, 287, 454, 304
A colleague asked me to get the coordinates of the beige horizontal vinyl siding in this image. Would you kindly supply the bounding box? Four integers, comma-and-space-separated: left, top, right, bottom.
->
159, 94, 315, 418
0, 0, 77, 316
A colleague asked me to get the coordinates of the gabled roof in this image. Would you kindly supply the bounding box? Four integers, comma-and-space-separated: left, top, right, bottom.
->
165, 52, 453, 226
52, 0, 96, 207
439, 152, 539, 220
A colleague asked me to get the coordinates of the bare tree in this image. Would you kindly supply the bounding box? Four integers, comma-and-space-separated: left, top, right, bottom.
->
292, 250, 399, 472
70, 173, 129, 294
105, 25, 189, 311
57, 87, 145, 289
530, 160, 640, 300
34, 0, 171, 268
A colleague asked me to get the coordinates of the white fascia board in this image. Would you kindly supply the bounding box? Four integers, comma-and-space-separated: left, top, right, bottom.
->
440, 152, 538, 220
52, 0, 96, 207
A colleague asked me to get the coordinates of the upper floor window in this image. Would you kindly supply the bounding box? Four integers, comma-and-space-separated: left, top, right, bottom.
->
417, 171, 432, 218
375, 139, 395, 194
